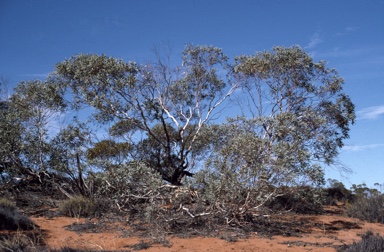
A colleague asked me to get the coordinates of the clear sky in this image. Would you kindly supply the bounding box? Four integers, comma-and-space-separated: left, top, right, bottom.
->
1, 0, 383, 189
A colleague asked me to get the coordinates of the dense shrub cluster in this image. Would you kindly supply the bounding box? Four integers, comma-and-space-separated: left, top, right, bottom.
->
346, 194, 384, 223
90, 161, 164, 210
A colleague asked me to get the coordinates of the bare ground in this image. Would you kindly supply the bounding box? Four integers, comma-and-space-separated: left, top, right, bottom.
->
24, 205, 384, 251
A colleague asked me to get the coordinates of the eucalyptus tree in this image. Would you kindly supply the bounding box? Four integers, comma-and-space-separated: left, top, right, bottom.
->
10, 80, 67, 175
0, 100, 24, 179
54, 45, 237, 185
0, 80, 24, 179
206, 46, 355, 199
0, 80, 66, 183
48, 120, 95, 195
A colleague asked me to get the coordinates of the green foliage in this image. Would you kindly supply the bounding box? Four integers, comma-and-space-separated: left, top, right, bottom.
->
87, 139, 131, 161
59, 196, 100, 218
0, 97, 24, 178
200, 120, 327, 209
233, 46, 355, 167
193, 167, 251, 206
11, 81, 67, 172
49, 121, 92, 177
1, 80, 67, 181
90, 161, 163, 209
350, 183, 381, 198
11, 80, 66, 115
201, 46, 355, 200
54, 53, 138, 113
54, 45, 236, 185
1, 45, 356, 217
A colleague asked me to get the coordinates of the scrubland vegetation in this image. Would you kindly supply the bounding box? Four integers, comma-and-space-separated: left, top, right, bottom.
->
1, 45, 383, 251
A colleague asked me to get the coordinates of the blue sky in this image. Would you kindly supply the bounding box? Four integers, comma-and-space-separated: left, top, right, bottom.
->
1, 0, 383, 188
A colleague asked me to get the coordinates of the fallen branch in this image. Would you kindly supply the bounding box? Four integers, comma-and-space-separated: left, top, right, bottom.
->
253, 189, 283, 210
181, 205, 210, 218
55, 182, 73, 199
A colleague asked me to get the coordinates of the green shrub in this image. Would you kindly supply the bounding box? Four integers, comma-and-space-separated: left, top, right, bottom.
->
343, 231, 384, 252
59, 196, 99, 218
90, 162, 163, 209
346, 194, 384, 223
192, 167, 268, 208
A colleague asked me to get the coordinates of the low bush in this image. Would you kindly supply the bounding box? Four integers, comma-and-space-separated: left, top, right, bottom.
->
59, 196, 100, 218
0, 233, 36, 252
342, 231, 384, 252
89, 162, 164, 210
346, 194, 384, 223
0, 198, 36, 230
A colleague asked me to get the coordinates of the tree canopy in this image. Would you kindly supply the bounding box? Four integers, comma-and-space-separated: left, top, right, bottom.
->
54, 45, 237, 185
1, 45, 355, 194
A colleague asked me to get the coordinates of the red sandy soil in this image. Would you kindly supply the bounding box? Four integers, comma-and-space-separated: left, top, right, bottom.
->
30, 206, 384, 252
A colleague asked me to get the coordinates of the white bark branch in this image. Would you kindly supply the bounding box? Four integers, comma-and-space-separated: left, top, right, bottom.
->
181, 206, 211, 218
